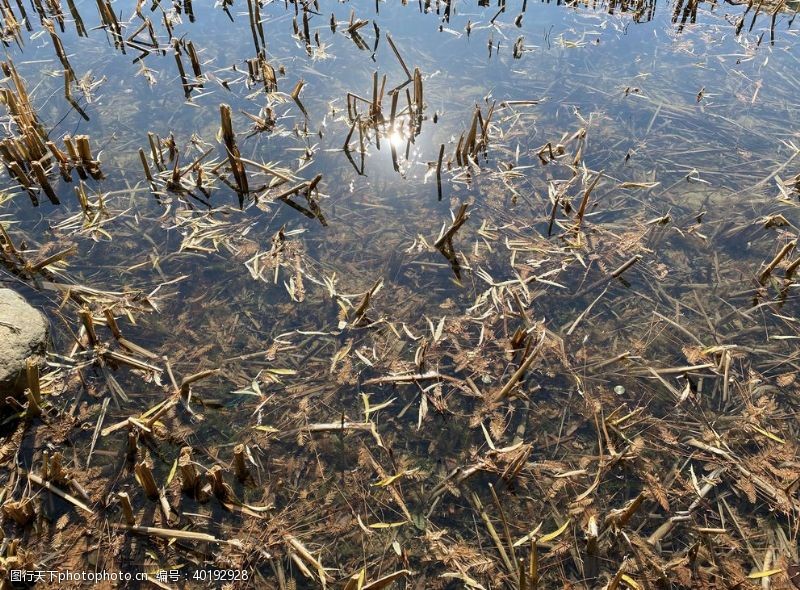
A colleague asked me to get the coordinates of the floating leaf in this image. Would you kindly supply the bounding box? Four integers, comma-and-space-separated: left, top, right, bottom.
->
748, 569, 783, 579
266, 368, 297, 375
368, 521, 406, 529
751, 425, 786, 444
621, 574, 640, 589
165, 458, 178, 486
373, 469, 417, 487
539, 519, 570, 543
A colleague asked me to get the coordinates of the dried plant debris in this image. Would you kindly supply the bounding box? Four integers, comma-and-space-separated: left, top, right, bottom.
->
0, 0, 799, 588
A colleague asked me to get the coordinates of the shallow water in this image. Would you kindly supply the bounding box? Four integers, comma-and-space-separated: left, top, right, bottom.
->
2, 0, 800, 587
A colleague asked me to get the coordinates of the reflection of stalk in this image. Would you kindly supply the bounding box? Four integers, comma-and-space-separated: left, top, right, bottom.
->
436, 143, 444, 200
183, 0, 195, 22
186, 41, 202, 83
67, 0, 89, 37
220, 104, 249, 199
290, 80, 308, 118
246, 0, 262, 52
138, 148, 153, 182
62, 70, 89, 121
576, 170, 604, 226
44, 19, 74, 76
413, 68, 424, 130
172, 39, 191, 97
95, 0, 123, 49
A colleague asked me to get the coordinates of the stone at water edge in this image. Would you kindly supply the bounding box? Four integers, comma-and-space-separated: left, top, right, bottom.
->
0, 288, 48, 396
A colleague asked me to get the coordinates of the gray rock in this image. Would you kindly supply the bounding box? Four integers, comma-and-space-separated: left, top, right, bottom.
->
0, 289, 48, 396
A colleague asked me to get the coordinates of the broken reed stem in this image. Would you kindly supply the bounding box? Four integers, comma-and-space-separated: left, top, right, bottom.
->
480, 101, 496, 151
96, 0, 122, 45
75, 135, 93, 166
139, 148, 153, 182
63, 134, 79, 162
489, 484, 518, 576
462, 107, 480, 160
75, 180, 89, 213
528, 538, 539, 588
290, 79, 308, 118
547, 191, 561, 237
79, 307, 98, 346
26, 358, 41, 405
576, 170, 604, 226
575, 255, 642, 297
607, 563, 626, 590
117, 492, 135, 525
147, 132, 163, 171
179, 368, 219, 396
46, 140, 70, 177
8, 161, 33, 188
207, 465, 230, 501
307, 173, 323, 194
784, 255, 800, 279
518, 557, 528, 590
233, 444, 250, 482
25, 388, 42, 417
126, 429, 138, 460
759, 239, 796, 284
134, 460, 159, 500
27, 245, 77, 273
497, 331, 545, 400
178, 447, 198, 495
30, 161, 60, 204
114, 524, 228, 544
434, 203, 469, 249
606, 492, 645, 530
27, 472, 94, 515
272, 180, 312, 201
140, 402, 174, 433
3, 498, 35, 526
721, 349, 731, 402
471, 492, 517, 582
611, 255, 642, 278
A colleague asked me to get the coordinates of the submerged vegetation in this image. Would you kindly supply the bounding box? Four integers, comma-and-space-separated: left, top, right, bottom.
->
1, 0, 800, 588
